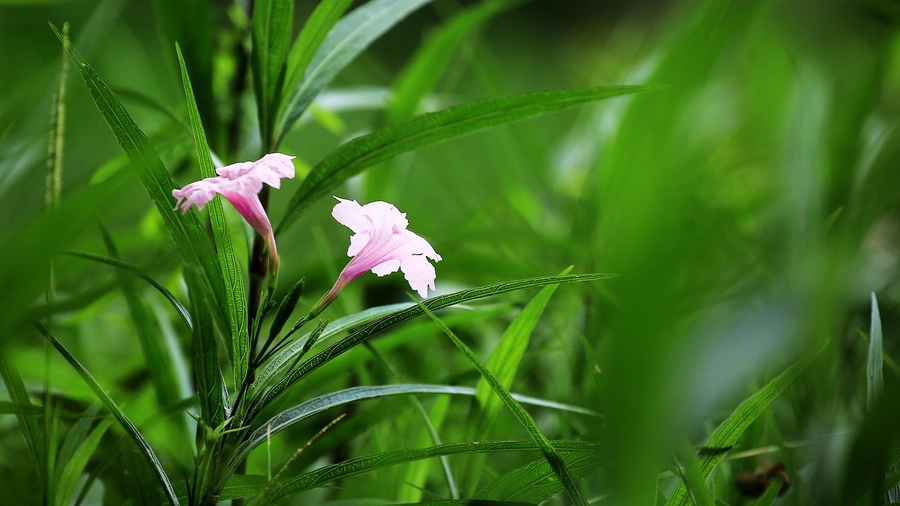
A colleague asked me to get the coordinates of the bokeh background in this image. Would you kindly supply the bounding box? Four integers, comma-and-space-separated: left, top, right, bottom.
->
3, 0, 900, 504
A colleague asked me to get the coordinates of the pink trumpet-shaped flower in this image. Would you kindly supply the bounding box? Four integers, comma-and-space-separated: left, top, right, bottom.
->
172, 153, 295, 269
312, 197, 441, 315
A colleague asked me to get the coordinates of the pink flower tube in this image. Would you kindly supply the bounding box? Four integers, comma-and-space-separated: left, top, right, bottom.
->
172, 153, 295, 270
311, 197, 442, 316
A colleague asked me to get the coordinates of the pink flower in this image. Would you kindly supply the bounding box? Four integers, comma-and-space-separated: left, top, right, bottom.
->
312, 197, 441, 315
172, 153, 295, 269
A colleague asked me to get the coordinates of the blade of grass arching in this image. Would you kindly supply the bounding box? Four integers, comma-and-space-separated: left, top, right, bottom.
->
474, 448, 604, 502
277, 85, 648, 234
762, 409, 809, 504
752, 479, 783, 506
177, 44, 250, 389
234, 384, 596, 466
665, 342, 825, 506
184, 270, 226, 432
868, 292, 885, 411
251, 0, 293, 149
465, 268, 569, 491
34, 323, 180, 506
65, 252, 192, 332
248, 273, 614, 420
54, 418, 113, 506
101, 228, 182, 411
49, 23, 228, 337
281, 0, 354, 113
421, 305, 589, 506
275, 0, 436, 144
0, 357, 46, 486
265, 440, 597, 502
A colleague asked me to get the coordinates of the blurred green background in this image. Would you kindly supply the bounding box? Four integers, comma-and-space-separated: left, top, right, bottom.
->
3, 0, 900, 504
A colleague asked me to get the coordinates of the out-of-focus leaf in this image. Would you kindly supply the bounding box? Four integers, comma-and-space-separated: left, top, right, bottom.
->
266, 440, 597, 501
281, 0, 354, 115
277, 85, 648, 234
50, 23, 229, 338
35, 323, 180, 506
868, 292, 884, 411
252, 0, 293, 148
177, 44, 250, 389
0, 358, 45, 484
249, 273, 614, 421
276, 0, 436, 144
666, 342, 824, 506
421, 305, 588, 506
54, 418, 112, 506
676, 446, 714, 506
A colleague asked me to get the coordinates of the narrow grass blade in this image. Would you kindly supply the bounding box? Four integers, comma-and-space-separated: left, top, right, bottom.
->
420, 305, 589, 506
234, 384, 595, 466
248, 273, 613, 420
267, 278, 305, 342
276, 0, 436, 144
752, 479, 783, 506
0, 357, 46, 484
252, 0, 293, 148
474, 449, 604, 502
101, 228, 181, 410
665, 342, 825, 506
177, 44, 250, 388
34, 323, 180, 506
49, 23, 228, 336
277, 85, 648, 234
868, 292, 884, 411
676, 446, 715, 506
266, 440, 597, 502
54, 418, 112, 506
65, 252, 192, 331
281, 0, 354, 113
184, 270, 226, 431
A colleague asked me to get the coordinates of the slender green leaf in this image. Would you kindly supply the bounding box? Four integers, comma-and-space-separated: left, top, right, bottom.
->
34, 323, 180, 506
0, 357, 46, 484
249, 273, 613, 421
50, 23, 229, 337
0, 401, 86, 418
277, 85, 648, 234
868, 292, 884, 412
474, 448, 604, 502
252, 0, 293, 148
235, 383, 594, 466
185, 270, 225, 431
281, 0, 354, 113
266, 440, 597, 501
177, 44, 250, 389
676, 446, 714, 506
101, 228, 181, 409
54, 419, 112, 506
267, 278, 306, 342
666, 342, 825, 506
276, 0, 436, 144
752, 479, 783, 506
65, 252, 192, 332
420, 304, 588, 506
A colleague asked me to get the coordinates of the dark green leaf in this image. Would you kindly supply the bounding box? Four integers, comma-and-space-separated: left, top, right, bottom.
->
277, 85, 648, 234
0, 357, 45, 484
474, 448, 604, 502
185, 270, 225, 431
252, 0, 293, 148
268, 278, 305, 342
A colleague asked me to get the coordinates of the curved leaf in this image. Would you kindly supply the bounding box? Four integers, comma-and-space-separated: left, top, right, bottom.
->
266, 440, 598, 501
276, 0, 436, 144
474, 448, 604, 502
65, 252, 192, 332
35, 323, 180, 506
235, 384, 597, 465
249, 273, 614, 421
277, 85, 648, 234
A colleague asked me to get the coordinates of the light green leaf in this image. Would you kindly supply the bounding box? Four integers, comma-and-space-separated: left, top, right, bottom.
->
474, 448, 604, 502
277, 85, 648, 234
54, 418, 112, 506
276, 0, 436, 144
177, 44, 250, 390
